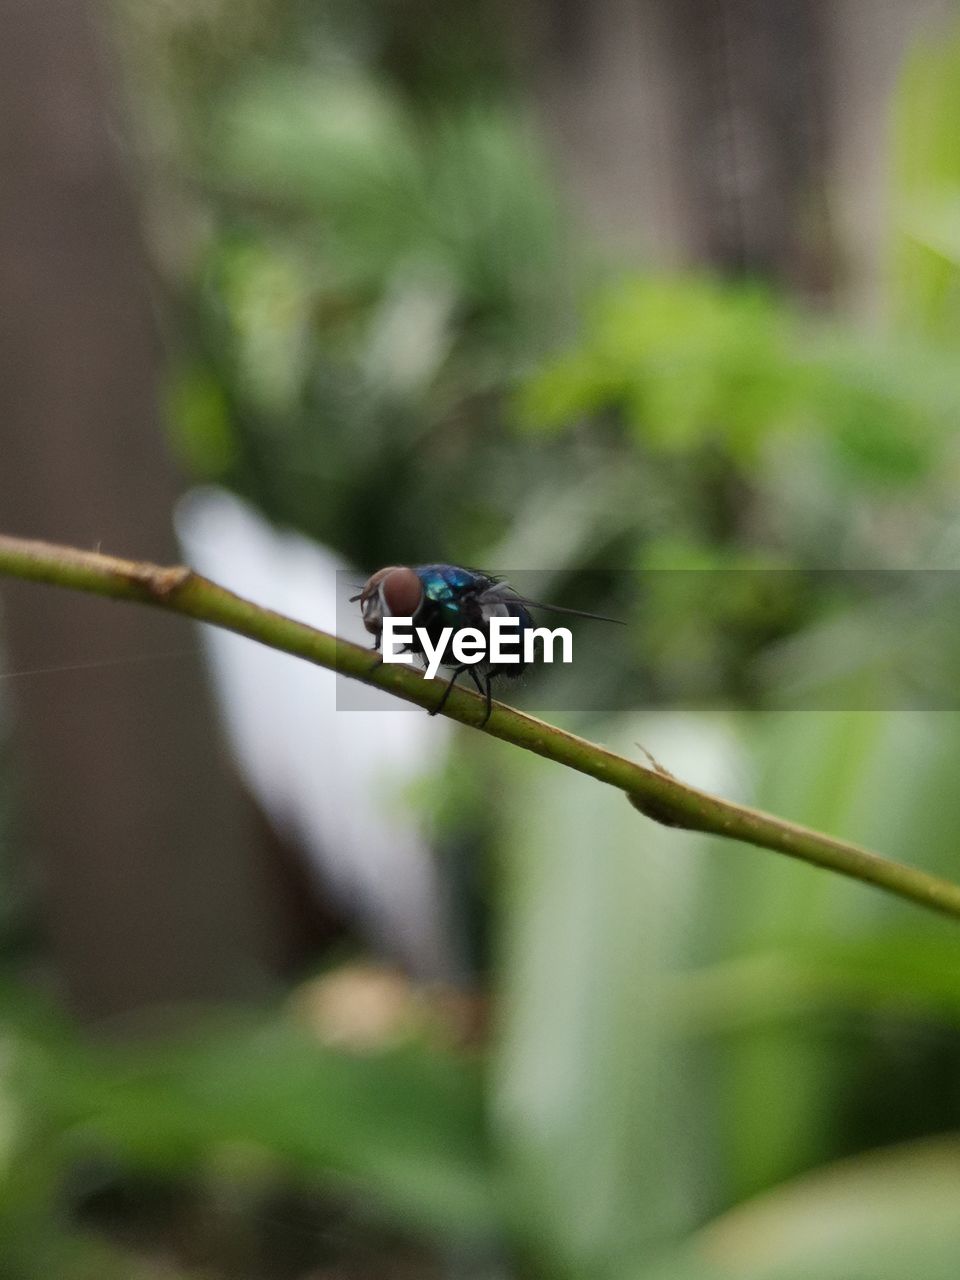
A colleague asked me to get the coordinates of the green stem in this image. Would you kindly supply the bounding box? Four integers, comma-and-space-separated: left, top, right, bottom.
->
3, 533, 960, 922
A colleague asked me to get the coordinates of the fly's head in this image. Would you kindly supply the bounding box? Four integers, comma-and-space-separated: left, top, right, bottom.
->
353, 566, 424, 640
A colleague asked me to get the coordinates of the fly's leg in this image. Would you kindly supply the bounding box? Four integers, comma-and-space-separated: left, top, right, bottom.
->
430, 665, 468, 717
431, 666, 494, 724
367, 633, 383, 672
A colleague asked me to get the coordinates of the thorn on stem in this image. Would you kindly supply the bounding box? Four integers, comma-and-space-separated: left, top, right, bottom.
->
635, 743, 676, 779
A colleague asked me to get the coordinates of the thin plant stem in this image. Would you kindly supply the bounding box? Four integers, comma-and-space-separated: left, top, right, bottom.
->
2, 533, 960, 922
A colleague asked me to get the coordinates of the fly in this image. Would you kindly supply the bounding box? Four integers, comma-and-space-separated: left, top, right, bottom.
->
351, 564, 622, 725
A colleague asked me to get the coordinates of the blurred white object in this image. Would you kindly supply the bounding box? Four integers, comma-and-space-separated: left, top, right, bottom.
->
175, 487, 452, 978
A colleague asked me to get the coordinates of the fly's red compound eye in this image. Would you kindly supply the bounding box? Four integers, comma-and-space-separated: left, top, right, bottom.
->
356, 566, 423, 635
379, 567, 423, 618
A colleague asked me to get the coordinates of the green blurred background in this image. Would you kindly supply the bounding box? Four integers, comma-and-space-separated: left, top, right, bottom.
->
3, 1, 960, 1276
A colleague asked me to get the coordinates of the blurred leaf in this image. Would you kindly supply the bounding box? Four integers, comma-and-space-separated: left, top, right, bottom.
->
631, 1134, 960, 1280
5, 1006, 501, 1243
894, 26, 960, 341
689, 709, 960, 1202
516, 277, 796, 460
492, 715, 744, 1273
209, 70, 565, 345
517, 275, 958, 488
670, 933, 960, 1038
166, 365, 236, 477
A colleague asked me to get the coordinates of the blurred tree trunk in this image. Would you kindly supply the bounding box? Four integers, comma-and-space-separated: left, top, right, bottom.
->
0, 0, 286, 1019
519, 0, 953, 304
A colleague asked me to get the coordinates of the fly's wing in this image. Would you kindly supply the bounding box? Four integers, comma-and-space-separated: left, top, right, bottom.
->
471, 583, 531, 681
478, 580, 624, 625
515, 599, 625, 624
475, 580, 521, 624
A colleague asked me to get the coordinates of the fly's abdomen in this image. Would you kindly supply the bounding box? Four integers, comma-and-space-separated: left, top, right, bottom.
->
483, 600, 531, 679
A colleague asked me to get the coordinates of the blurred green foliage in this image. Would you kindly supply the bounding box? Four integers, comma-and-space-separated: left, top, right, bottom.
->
518, 275, 949, 481
4, 2, 960, 1277
118, 0, 569, 568
894, 26, 960, 342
